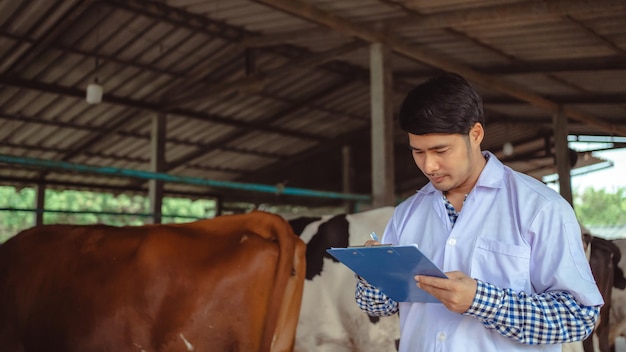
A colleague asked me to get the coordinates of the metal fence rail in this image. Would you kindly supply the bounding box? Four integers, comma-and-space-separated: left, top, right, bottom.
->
0, 154, 371, 202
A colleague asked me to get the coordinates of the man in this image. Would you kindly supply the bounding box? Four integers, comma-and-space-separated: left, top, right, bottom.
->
355, 72, 603, 351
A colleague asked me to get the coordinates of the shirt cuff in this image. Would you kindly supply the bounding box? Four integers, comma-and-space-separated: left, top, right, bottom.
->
463, 279, 505, 320
354, 273, 373, 286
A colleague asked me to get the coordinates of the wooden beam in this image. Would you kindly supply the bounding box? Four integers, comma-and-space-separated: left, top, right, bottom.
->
253, 0, 626, 137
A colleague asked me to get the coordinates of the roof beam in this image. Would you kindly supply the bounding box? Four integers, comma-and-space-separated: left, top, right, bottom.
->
165, 40, 366, 108
104, 0, 248, 41
0, 112, 284, 162
0, 75, 322, 141
484, 93, 626, 105
2, 0, 95, 74
237, 125, 370, 184
102, 0, 379, 119
170, 80, 358, 172
395, 56, 626, 76
253, 0, 626, 137
243, 28, 338, 48
244, 0, 626, 48
384, 0, 626, 30
133, 79, 357, 190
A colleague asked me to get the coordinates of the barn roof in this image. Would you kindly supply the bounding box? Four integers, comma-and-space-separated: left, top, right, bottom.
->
1, 0, 625, 210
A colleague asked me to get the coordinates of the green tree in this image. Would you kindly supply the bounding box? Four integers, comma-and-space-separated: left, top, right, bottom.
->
0, 186, 217, 243
0, 186, 35, 242
574, 187, 626, 226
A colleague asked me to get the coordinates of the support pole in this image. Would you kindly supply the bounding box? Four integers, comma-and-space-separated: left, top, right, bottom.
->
342, 145, 355, 213
370, 42, 395, 208
35, 182, 45, 226
148, 113, 166, 224
553, 106, 573, 205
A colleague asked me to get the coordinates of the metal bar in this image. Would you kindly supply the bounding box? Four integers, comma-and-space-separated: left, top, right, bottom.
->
0, 154, 371, 202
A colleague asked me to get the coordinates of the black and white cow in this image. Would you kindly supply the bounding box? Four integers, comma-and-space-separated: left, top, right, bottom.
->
288, 206, 400, 352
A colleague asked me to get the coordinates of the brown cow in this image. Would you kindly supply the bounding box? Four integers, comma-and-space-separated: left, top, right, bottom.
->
608, 239, 626, 350
0, 211, 306, 352
582, 234, 626, 352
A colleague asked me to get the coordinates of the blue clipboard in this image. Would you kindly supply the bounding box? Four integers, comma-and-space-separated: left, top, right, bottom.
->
327, 244, 447, 303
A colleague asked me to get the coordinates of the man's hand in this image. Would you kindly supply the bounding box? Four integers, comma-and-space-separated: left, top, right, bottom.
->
363, 239, 380, 247
415, 271, 477, 313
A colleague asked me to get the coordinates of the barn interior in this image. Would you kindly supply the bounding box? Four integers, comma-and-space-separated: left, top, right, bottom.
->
0, 0, 625, 217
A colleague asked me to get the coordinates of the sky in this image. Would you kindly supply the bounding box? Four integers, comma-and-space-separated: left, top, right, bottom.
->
545, 147, 626, 193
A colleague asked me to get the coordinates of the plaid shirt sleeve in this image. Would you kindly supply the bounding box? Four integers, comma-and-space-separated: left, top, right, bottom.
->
355, 275, 399, 316
464, 279, 600, 344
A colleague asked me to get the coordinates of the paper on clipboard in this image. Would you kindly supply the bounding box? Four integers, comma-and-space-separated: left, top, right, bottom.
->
326, 244, 447, 303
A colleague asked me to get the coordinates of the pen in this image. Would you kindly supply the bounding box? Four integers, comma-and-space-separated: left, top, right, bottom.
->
370, 232, 379, 242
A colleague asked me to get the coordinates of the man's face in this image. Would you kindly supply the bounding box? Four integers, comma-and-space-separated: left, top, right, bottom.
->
408, 124, 484, 193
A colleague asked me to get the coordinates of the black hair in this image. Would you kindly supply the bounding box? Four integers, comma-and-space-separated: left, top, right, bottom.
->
397, 72, 485, 135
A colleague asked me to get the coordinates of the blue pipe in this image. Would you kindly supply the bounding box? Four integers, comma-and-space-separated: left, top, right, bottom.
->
0, 207, 205, 220
0, 154, 371, 202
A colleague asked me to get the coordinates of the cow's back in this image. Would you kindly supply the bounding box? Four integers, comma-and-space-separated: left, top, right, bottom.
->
0, 211, 306, 352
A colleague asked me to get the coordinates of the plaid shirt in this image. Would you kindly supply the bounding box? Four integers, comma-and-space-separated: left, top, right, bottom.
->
355, 279, 598, 344
355, 193, 600, 345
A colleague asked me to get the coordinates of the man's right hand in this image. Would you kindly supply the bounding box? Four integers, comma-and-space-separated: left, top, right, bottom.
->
364, 239, 380, 247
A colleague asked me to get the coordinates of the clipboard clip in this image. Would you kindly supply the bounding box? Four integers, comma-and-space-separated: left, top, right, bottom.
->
382, 247, 402, 256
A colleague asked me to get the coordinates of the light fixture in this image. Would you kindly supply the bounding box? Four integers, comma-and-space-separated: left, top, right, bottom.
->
86, 77, 103, 104
86, 27, 103, 105
502, 142, 514, 156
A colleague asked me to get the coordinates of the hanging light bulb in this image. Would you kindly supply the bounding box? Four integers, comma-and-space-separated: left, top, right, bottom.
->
502, 142, 514, 156
86, 77, 103, 104
87, 29, 103, 105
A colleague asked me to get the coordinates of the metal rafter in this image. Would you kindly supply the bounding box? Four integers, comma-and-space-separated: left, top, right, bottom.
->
384, 0, 626, 30
165, 40, 367, 108
0, 113, 285, 160
243, 0, 626, 49
164, 77, 357, 174
0, 75, 322, 141
1, 0, 96, 74
395, 56, 626, 76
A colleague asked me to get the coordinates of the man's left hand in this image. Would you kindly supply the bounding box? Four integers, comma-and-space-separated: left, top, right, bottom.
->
415, 271, 477, 313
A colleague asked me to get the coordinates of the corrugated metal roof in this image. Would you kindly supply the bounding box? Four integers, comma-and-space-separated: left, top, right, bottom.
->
0, 0, 625, 208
